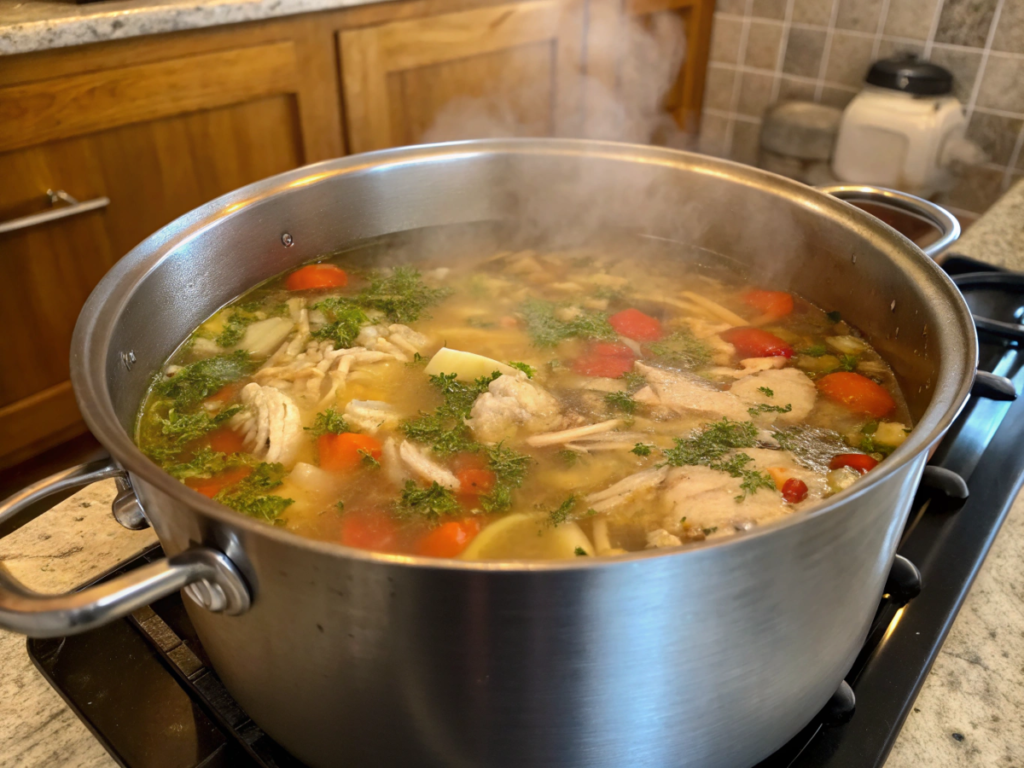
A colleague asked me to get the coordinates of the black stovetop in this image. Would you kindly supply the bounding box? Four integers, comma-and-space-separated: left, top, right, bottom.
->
25, 257, 1024, 768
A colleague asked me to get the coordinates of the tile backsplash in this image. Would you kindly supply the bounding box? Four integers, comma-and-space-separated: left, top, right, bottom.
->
699, 0, 1024, 217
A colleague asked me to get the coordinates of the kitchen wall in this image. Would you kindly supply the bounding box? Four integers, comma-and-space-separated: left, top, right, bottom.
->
698, 0, 1024, 218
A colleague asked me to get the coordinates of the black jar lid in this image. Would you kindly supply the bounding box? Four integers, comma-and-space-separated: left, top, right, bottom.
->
865, 56, 954, 95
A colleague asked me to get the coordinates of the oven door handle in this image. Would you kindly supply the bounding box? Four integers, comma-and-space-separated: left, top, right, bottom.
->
0, 459, 250, 638
817, 185, 961, 259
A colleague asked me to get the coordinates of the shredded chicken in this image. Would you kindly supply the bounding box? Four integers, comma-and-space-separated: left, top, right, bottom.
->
633, 362, 751, 422
356, 324, 430, 363
467, 374, 563, 444
646, 529, 683, 549
525, 418, 623, 448
730, 368, 818, 425
398, 441, 460, 491
708, 356, 787, 379
344, 400, 402, 434
585, 466, 669, 513
229, 383, 303, 467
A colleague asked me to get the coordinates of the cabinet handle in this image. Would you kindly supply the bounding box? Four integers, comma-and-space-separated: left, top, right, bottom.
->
0, 189, 110, 235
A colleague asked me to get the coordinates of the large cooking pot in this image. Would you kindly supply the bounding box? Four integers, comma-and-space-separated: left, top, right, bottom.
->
0, 140, 978, 768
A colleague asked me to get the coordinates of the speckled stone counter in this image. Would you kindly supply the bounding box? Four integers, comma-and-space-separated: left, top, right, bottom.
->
946, 178, 1024, 272
0, 0, 390, 56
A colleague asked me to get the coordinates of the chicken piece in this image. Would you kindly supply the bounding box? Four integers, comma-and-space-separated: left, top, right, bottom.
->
707, 356, 787, 379
399, 441, 460, 491
743, 447, 828, 500
230, 383, 303, 467
526, 419, 622, 448
356, 324, 429, 362
646, 529, 683, 549
585, 466, 669, 513
382, 437, 407, 486
661, 464, 787, 537
344, 400, 402, 434
730, 368, 817, 425
681, 317, 737, 365
634, 362, 751, 422
466, 374, 563, 444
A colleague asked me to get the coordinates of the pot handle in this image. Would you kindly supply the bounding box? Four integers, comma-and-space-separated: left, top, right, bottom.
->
817, 185, 961, 259
0, 458, 250, 638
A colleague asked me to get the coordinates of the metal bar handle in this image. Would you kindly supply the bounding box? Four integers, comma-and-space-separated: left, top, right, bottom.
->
0, 459, 250, 638
817, 184, 961, 259
0, 189, 110, 236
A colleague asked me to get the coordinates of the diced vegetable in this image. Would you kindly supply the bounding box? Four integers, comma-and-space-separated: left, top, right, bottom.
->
829, 453, 879, 474
572, 342, 636, 378
424, 347, 516, 381
415, 519, 482, 558
456, 468, 497, 496
826, 466, 860, 494
340, 509, 398, 551
742, 290, 794, 319
236, 317, 295, 357
460, 513, 594, 560
817, 372, 896, 418
285, 264, 349, 291
873, 421, 909, 448
319, 433, 384, 472
781, 478, 808, 503
185, 466, 252, 498
720, 327, 794, 358
609, 308, 663, 341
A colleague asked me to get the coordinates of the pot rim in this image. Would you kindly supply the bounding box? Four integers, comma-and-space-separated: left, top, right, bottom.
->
70, 138, 978, 571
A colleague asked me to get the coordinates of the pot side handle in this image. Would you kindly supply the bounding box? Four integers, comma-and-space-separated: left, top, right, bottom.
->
0, 459, 250, 638
816, 185, 961, 259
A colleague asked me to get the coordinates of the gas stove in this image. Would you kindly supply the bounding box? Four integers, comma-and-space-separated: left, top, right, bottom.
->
24, 257, 1024, 768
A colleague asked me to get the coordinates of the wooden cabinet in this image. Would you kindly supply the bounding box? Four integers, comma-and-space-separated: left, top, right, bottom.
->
0, 0, 713, 468
339, 0, 585, 152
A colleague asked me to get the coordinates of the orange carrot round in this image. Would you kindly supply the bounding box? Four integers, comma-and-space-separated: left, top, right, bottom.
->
285, 264, 348, 291
829, 453, 880, 474
817, 372, 896, 418
185, 466, 252, 498
340, 509, 399, 551
207, 427, 247, 455
457, 468, 496, 496
742, 289, 794, 319
415, 519, 482, 558
318, 433, 383, 472
609, 308, 663, 341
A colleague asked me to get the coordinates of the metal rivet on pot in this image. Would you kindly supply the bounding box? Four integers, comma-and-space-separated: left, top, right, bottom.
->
185, 580, 229, 612
120, 350, 136, 371
282, 232, 294, 247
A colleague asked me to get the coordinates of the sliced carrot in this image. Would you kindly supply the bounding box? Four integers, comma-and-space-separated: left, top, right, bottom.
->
742, 289, 794, 319
817, 372, 896, 418
720, 327, 794, 358
340, 509, 399, 552
207, 383, 242, 405
207, 427, 247, 455
829, 453, 879, 474
457, 468, 496, 496
285, 264, 348, 291
185, 467, 252, 499
609, 308, 663, 341
781, 478, 809, 503
318, 433, 383, 472
415, 518, 482, 558
572, 342, 636, 378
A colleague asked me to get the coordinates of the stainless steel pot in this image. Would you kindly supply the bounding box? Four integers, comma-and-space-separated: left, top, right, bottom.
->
0, 140, 978, 768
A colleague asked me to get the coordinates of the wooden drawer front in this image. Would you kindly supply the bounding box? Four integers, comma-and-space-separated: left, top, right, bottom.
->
340, 0, 585, 152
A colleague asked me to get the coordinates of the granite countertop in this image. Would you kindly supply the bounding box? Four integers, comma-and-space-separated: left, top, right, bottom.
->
1, 183, 1023, 765
0, 0, 390, 56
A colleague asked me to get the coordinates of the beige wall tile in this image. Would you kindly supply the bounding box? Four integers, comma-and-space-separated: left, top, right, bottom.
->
835, 0, 884, 32
992, 0, 1024, 54
968, 111, 1024, 166
934, 0, 999, 48
736, 71, 778, 117
778, 76, 818, 101
883, 0, 940, 39
710, 15, 744, 64
976, 54, 1024, 115
928, 44, 982, 103
783, 27, 828, 77
792, 0, 836, 26
825, 30, 876, 88
704, 65, 739, 111
744, 20, 785, 70
698, 113, 731, 156
731, 120, 764, 164
751, 0, 787, 20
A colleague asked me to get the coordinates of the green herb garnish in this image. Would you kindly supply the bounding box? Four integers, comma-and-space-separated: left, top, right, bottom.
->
359, 266, 450, 324
401, 371, 500, 456
153, 351, 255, 410
839, 354, 859, 372
801, 344, 827, 357
519, 299, 616, 347
155, 405, 242, 449
166, 447, 249, 480
574, 546, 589, 557
559, 449, 579, 466
508, 361, 535, 378
310, 298, 369, 349
214, 462, 293, 522
747, 403, 793, 419
307, 408, 351, 437
481, 443, 531, 513
758, 386, 774, 397
647, 329, 712, 370
396, 480, 460, 522
702, 526, 719, 536
359, 449, 381, 469
621, 370, 647, 392
604, 391, 637, 414
631, 443, 652, 457
548, 494, 578, 526
662, 419, 774, 501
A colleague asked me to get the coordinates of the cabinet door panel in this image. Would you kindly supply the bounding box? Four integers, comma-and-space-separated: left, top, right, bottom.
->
0, 94, 305, 467
340, 0, 584, 152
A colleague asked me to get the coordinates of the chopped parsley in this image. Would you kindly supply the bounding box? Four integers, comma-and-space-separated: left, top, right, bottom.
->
153, 351, 255, 410
548, 495, 578, 526
747, 403, 793, 419
662, 419, 774, 501
801, 344, 828, 358
359, 449, 381, 469
574, 546, 589, 557
402, 371, 500, 456
621, 370, 647, 392
508, 361, 535, 378
214, 462, 293, 522
335, 500, 345, 511
481, 443, 531, 513
408, 352, 428, 367
519, 299, 616, 347
559, 449, 579, 466
838, 354, 859, 372
307, 408, 351, 437
604, 391, 637, 414
757, 386, 774, 397
396, 481, 460, 522
310, 298, 369, 349
702, 526, 719, 536
631, 443, 653, 457
154, 405, 242, 449
358, 266, 450, 324
166, 447, 248, 480
647, 329, 711, 370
